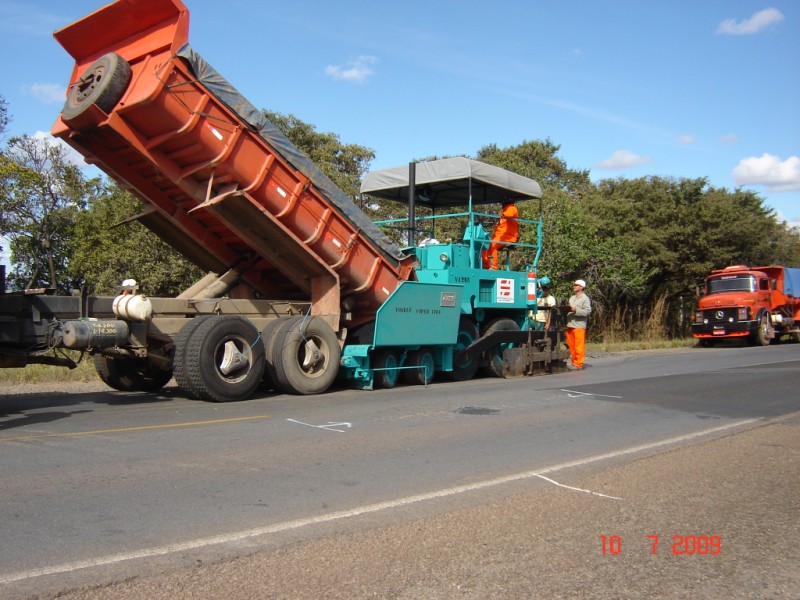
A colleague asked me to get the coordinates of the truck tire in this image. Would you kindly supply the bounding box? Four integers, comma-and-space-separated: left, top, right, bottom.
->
264, 316, 303, 393
749, 314, 771, 347
481, 317, 520, 377
260, 317, 290, 391
402, 349, 435, 385
185, 315, 266, 402
450, 318, 479, 381
62, 52, 132, 124
173, 315, 215, 399
271, 316, 340, 395
93, 354, 173, 392
372, 349, 400, 389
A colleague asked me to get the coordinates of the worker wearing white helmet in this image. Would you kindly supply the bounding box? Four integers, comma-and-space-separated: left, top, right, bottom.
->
562, 278, 592, 370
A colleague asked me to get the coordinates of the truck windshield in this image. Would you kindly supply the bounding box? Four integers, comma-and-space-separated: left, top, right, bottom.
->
707, 275, 756, 294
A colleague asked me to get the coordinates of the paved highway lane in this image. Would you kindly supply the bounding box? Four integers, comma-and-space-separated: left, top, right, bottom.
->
1, 344, 798, 597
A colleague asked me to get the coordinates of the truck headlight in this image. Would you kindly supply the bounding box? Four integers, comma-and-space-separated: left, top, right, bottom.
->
694, 311, 704, 324
737, 307, 749, 320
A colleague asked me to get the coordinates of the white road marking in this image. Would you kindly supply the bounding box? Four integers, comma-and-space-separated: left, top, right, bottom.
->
0, 417, 759, 585
286, 418, 352, 433
561, 389, 623, 399
534, 474, 622, 500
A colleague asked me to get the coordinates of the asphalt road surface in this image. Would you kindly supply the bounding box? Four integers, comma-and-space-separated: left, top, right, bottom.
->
1, 344, 798, 599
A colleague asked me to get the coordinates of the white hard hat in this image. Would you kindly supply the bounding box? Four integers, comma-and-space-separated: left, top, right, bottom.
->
121, 278, 137, 287
573, 279, 586, 288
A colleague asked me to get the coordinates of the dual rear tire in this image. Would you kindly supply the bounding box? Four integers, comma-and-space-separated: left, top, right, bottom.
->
173, 315, 340, 400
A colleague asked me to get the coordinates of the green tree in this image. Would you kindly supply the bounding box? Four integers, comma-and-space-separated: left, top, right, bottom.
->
68, 182, 203, 296
474, 140, 652, 313
0, 135, 90, 292
0, 95, 8, 139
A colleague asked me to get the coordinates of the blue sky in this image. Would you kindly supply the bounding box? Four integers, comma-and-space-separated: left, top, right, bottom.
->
1, 1, 798, 260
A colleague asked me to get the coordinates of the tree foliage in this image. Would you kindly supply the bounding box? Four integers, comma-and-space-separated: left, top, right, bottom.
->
68, 183, 203, 296
0, 135, 90, 292
474, 140, 653, 309
0, 95, 8, 140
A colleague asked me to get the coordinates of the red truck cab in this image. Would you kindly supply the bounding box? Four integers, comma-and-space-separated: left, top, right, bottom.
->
692, 265, 800, 346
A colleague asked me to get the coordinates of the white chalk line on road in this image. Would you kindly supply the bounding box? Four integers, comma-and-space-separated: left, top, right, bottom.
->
0, 417, 759, 585
534, 474, 623, 500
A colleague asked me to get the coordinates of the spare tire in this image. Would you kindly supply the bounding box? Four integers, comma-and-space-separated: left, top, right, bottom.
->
62, 52, 132, 124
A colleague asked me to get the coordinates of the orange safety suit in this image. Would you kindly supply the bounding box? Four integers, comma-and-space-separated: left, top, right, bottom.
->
482, 202, 519, 270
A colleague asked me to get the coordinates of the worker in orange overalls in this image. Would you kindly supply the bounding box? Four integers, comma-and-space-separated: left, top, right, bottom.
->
482, 198, 519, 270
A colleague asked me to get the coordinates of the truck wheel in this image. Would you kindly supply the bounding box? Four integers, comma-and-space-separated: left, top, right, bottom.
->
749, 314, 771, 347
372, 350, 400, 389
402, 349, 435, 385
62, 52, 132, 124
481, 317, 519, 377
173, 315, 215, 399
272, 316, 340, 395
260, 317, 290, 391
185, 316, 266, 402
450, 318, 479, 381
93, 354, 173, 392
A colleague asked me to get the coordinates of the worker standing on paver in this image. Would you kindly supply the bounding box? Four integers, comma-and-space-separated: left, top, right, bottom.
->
482, 199, 519, 270
562, 279, 591, 370
535, 277, 556, 330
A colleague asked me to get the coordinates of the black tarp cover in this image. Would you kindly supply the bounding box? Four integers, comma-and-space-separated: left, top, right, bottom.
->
175, 45, 406, 264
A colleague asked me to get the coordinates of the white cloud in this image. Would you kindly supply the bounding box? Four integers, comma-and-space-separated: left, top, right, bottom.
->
716, 8, 784, 35
28, 83, 65, 104
720, 134, 738, 145
732, 153, 800, 192
325, 55, 378, 84
677, 134, 696, 145
774, 210, 800, 231
595, 150, 651, 170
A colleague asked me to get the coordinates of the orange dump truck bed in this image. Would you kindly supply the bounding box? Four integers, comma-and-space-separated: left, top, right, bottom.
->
51, 0, 414, 329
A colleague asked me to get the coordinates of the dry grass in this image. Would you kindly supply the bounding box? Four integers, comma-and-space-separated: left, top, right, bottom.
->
0, 354, 98, 386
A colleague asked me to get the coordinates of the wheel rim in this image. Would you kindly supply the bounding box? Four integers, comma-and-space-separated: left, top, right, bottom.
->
451, 319, 478, 380
74, 64, 108, 103
419, 351, 434, 384
212, 335, 253, 383
293, 334, 331, 379
384, 354, 400, 386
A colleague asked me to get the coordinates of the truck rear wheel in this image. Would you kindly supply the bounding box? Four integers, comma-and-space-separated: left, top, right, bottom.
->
62, 52, 132, 124
93, 354, 172, 392
481, 317, 520, 377
185, 315, 265, 402
271, 316, 340, 395
173, 315, 215, 399
261, 317, 291, 391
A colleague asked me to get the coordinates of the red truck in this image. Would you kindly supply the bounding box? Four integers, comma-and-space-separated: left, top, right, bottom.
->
692, 265, 800, 346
